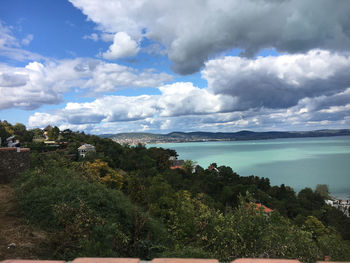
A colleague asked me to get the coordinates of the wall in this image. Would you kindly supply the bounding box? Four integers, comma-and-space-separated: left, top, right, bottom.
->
0, 148, 30, 183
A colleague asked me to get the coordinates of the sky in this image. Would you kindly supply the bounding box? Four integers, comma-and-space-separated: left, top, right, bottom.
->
1, 0, 350, 134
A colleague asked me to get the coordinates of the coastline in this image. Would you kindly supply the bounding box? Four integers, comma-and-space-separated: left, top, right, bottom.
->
108, 130, 350, 145
148, 136, 350, 202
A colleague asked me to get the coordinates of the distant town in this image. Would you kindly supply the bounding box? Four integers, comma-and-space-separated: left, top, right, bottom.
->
105, 129, 350, 145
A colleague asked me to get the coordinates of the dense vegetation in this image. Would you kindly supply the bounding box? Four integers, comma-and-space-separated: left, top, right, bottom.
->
1, 121, 350, 261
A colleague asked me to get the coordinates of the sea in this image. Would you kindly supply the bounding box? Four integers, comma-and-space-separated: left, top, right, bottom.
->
148, 136, 350, 200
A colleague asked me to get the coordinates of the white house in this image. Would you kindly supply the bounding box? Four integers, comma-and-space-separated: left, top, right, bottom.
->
78, 144, 96, 157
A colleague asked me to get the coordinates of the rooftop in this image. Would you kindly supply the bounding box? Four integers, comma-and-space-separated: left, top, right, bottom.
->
78, 144, 96, 150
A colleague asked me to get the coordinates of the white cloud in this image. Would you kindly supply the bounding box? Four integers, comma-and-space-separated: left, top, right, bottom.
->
83, 61, 172, 92
28, 112, 65, 127
0, 21, 18, 48
21, 34, 34, 45
69, 0, 350, 74
83, 33, 98, 41
101, 33, 114, 42
0, 58, 172, 110
103, 32, 139, 59
26, 50, 350, 133
0, 62, 63, 110
28, 82, 234, 129
0, 21, 42, 61
157, 82, 236, 117
202, 50, 350, 110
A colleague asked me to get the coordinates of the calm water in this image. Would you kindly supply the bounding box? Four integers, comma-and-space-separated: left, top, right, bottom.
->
149, 136, 350, 199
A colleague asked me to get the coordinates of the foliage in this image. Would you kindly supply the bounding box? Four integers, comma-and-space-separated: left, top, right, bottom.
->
315, 184, 330, 199
0, 120, 34, 145
47, 126, 60, 141
206, 195, 320, 262
6, 120, 350, 261
14, 163, 166, 260
84, 159, 123, 189
183, 160, 196, 173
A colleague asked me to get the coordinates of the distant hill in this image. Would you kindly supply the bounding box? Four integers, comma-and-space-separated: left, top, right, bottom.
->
100, 129, 350, 144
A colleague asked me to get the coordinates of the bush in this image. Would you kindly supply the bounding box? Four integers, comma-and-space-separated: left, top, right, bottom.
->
14, 165, 167, 259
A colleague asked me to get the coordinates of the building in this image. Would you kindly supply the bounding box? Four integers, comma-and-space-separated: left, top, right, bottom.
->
6, 135, 20, 147
208, 163, 219, 173
78, 144, 96, 157
255, 203, 274, 213
43, 125, 53, 140
327, 199, 350, 217
169, 156, 185, 169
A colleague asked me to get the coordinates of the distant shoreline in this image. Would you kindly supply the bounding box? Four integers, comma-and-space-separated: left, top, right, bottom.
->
101, 129, 350, 145
147, 134, 350, 145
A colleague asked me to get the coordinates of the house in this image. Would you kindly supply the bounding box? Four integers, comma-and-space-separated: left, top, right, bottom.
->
208, 163, 219, 173
254, 203, 274, 213
6, 135, 20, 147
325, 199, 333, 206
170, 165, 185, 170
43, 125, 53, 140
169, 156, 185, 169
169, 159, 185, 170
172, 159, 185, 166
192, 164, 199, 174
169, 156, 177, 161
78, 144, 96, 157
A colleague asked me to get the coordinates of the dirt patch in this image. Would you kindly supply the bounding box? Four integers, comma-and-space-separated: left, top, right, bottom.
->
0, 184, 49, 260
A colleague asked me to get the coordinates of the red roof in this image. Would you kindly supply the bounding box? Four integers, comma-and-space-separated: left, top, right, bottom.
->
255, 203, 274, 213
170, 165, 185, 170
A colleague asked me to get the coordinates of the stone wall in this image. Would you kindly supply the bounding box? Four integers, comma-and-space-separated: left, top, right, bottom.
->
0, 147, 30, 183
0, 257, 336, 263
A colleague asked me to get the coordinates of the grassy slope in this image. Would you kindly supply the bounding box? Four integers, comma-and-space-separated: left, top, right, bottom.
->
0, 184, 48, 260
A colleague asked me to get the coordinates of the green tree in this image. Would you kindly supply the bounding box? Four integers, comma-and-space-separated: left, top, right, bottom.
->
183, 160, 195, 173
14, 123, 34, 143
167, 190, 215, 253
30, 128, 44, 139
0, 121, 11, 146
303, 216, 328, 239
207, 195, 320, 262
47, 126, 60, 141
315, 184, 330, 199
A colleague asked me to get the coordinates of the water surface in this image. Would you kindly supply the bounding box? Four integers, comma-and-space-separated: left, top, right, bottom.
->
149, 136, 350, 199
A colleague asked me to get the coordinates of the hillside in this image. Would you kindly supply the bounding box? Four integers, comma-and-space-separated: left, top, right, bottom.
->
0, 185, 48, 260
104, 129, 350, 144
1, 121, 350, 261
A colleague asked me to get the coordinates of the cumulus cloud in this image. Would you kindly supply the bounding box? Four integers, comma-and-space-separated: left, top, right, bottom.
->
0, 58, 172, 110
69, 0, 350, 74
27, 50, 350, 133
202, 50, 350, 110
0, 62, 64, 110
157, 82, 236, 117
103, 32, 139, 59
28, 82, 234, 128
28, 82, 350, 133
28, 112, 65, 127
83, 62, 172, 92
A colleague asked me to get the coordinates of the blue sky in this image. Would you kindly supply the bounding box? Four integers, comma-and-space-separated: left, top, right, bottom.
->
1, 0, 350, 134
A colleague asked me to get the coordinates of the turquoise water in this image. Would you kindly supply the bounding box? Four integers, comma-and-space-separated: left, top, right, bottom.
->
149, 136, 350, 199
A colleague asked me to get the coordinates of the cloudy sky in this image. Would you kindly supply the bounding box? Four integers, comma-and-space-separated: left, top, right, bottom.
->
1, 0, 350, 134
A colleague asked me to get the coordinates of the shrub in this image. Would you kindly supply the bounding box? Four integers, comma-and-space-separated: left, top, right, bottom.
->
14, 166, 166, 259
